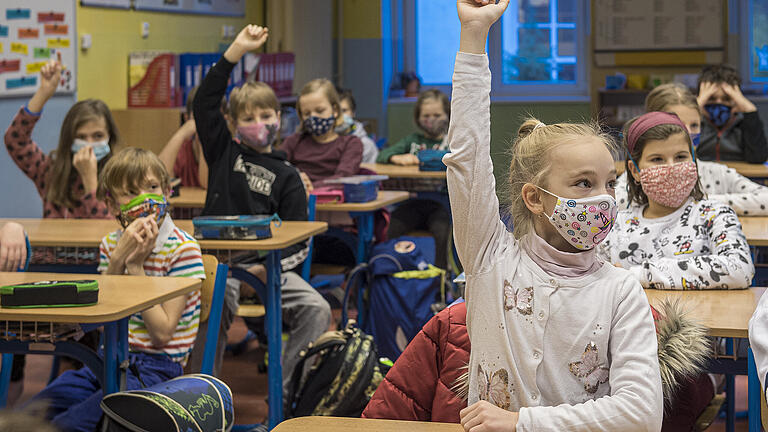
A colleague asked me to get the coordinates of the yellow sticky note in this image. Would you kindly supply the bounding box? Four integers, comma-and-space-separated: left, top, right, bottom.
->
11, 42, 28, 55
26, 61, 47, 74
47, 38, 70, 48
0, 43, 3, 54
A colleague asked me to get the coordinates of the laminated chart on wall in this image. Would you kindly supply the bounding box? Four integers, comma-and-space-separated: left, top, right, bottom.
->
80, 0, 131, 9
0, 1, 76, 97
135, 0, 244, 16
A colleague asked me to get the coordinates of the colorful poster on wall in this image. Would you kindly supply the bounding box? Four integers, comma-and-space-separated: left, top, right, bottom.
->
0, 1, 76, 98
80, 0, 131, 9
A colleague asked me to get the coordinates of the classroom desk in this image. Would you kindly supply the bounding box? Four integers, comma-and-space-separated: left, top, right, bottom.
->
315, 190, 409, 262
360, 163, 447, 179
739, 216, 768, 247
614, 160, 768, 179
0, 272, 200, 398
645, 288, 765, 432
168, 186, 207, 208
0, 218, 327, 428
273, 416, 463, 432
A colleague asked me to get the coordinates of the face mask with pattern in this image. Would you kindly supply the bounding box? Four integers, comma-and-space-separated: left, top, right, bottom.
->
634, 161, 698, 208
419, 118, 449, 138
539, 187, 618, 251
303, 115, 336, 136
704, 103, 731, 128
118, 193, 168, 228
236, 122, 279, 149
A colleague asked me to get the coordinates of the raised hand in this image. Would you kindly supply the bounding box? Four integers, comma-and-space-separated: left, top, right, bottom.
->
224, 24, 269, 63
72, 145, 99, 193
28, 52, 64, 113
697, 81, 719, 112
458, 0, 509, 54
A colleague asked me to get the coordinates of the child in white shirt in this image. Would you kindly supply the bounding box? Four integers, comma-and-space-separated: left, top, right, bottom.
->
449, 2, 663, 431
615, 83, 768, 216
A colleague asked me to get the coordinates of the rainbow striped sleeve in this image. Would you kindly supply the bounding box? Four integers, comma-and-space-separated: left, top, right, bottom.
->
97, 232, 119, 273
167, 228, 205, 279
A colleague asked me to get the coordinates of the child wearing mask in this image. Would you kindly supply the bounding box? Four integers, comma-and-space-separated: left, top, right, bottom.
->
336, 88, 379, 164
376, 89, 449, 165
4, 54, 119, 218
448, 2, 663, 430
192, 24, 332, 400
696, 64, 768, 163
281, 80, 363, 184
28, 147, 204, 432
616, 83, 768, 216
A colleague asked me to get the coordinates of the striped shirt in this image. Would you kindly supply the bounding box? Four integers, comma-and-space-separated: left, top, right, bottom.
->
98, 216, 204, 366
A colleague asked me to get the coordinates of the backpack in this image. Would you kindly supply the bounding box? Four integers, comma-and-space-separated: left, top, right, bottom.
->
286, 321, 390, 418
99, 374, 234, 432
342, 236, 446, 360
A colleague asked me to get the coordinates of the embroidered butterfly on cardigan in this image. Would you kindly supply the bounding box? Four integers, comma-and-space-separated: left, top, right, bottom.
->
569, 341, 610, 394
477, 364, 511, 410
503, 279, 533, 315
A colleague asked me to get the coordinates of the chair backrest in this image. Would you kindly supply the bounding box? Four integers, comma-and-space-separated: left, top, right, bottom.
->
199, 255, 219, 323
301, 194, 317, 282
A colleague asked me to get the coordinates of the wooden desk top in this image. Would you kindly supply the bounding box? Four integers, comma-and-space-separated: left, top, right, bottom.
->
738, 216, 768, 247
272, 416, 463, 432
169, 187, 207, 208
0, 272, 200, 323
615, 160, 768, 178
645, 288, 765, 338
315, 190, 409, 212
360, 163, 447, 179
1, 219, 328, 251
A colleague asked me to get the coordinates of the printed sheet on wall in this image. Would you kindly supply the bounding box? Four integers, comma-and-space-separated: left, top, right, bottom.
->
135, 0, 245, 16
0, 1, 76, 98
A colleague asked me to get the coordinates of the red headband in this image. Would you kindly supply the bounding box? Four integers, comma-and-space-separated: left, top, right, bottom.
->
626, 111, 688, 154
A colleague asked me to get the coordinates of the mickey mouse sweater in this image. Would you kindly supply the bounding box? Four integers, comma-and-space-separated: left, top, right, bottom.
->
598, 198, 754, 290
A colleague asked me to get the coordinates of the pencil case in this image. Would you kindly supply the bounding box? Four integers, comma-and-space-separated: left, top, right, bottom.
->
418, 150, 449, 171
192, 214, 281, 240
325, 175, 388, 203
311, 187, 345, 204
0, 280, 99, 308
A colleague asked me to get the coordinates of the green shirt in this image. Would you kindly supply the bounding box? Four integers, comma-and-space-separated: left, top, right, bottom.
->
376, 132, 446, 163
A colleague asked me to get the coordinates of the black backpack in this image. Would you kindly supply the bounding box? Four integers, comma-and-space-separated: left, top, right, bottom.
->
286, 322, 390, 418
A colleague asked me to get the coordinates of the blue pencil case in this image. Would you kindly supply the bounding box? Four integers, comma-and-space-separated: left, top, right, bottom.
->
418, 150, 449, 171
192, 214, 281, 240
326, 175, 389, 203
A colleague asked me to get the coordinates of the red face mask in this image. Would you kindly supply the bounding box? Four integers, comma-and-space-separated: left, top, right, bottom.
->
637, 161, 698, 208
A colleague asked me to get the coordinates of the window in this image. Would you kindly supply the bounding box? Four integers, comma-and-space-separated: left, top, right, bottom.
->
405, 0, 588, 97
747, 0, 768, 83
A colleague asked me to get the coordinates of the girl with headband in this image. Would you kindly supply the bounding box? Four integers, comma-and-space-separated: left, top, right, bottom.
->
598, 110, 755, 432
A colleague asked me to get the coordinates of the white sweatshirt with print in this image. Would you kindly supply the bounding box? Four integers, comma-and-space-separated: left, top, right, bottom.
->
749, 290, 768, 400
616, 160, 768, 216
598, 199, 754, 289
444, 51, 663, 432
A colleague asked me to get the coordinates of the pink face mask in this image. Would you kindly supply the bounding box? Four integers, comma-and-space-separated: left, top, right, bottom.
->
236, 121, 280, 149
637, 161, 698, 208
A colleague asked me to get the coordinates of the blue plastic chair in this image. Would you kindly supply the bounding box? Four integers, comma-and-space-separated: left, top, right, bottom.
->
0, 235, 31, 407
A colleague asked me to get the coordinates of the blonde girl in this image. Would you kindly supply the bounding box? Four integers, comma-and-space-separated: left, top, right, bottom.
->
615, 83, 768, 216
4, 56, 119, 218
449, 2, 662, 431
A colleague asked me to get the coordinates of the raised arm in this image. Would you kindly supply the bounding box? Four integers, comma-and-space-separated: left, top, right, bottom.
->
444, 0, 513, 276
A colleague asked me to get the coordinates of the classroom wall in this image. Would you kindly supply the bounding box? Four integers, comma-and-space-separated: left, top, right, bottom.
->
387, 100, 592, 200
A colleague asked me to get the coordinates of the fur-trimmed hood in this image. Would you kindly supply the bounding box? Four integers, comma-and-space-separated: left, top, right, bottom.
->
452, 298, 709, 405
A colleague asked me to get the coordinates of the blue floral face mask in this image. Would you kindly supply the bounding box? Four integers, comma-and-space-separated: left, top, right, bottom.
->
704, 103, 731, 128
303, 115, 336, 136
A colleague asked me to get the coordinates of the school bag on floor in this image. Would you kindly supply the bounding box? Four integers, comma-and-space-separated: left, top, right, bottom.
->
99, 374, 233, 432
342, 236, 446, 360
286, 321, 390, 418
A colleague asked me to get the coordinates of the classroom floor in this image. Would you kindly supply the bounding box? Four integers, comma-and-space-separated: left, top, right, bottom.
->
12, 320, 752, 430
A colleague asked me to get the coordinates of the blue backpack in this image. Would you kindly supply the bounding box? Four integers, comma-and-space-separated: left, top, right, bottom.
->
342, 236, 446, 360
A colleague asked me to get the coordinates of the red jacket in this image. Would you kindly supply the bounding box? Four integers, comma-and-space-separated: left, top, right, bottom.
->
362, 301, 469, 422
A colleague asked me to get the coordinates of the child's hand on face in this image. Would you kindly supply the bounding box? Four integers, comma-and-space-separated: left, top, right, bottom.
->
460, 400, 518, 432
390, 154, 420, 166
124, 217, 159, 272
39, 52, 63, 98
721, 83, 757, 113
0, 223, 26, 272
697, 81, 719, 111
72, 146, 99, 193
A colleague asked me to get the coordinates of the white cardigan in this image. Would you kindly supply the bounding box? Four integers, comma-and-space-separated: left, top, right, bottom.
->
444, 51, 663, 432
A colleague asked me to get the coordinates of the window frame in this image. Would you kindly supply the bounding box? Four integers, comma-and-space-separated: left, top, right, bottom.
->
401, 0, 590, 99
740, 0, 768, 88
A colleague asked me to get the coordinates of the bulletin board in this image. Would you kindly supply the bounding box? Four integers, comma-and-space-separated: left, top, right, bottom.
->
1, 1, 76, 97
594, 0, 724, 52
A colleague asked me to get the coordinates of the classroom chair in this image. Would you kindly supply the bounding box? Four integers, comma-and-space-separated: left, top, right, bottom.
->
199, 254, 230, 375
0, 236, 31, 407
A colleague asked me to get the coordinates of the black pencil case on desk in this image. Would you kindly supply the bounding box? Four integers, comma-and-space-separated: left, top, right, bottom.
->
0, 280, 99, 308
193, 214, 282, 240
